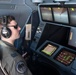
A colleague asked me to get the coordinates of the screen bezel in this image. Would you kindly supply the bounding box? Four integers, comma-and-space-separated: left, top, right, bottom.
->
40, 42, 59, 56
67, 4, 76, 27
39, 4, 70, 25
52, 5, 70, 25
39, 5, 54, 23
68, 27, 76, 49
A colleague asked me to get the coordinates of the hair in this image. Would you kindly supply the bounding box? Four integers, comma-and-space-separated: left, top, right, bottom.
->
6, 15, 15, 24
0, 15, 15, 26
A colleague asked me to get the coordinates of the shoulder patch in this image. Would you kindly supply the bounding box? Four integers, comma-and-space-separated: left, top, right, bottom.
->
11, 52, 18, 58
16, 61, 27, 74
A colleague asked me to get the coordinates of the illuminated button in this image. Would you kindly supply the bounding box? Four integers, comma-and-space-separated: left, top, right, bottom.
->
71, 8, 74, 11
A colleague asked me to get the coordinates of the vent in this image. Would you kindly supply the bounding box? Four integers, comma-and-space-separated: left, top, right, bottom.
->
0, 0, 11, 1
0, 4, 15, 9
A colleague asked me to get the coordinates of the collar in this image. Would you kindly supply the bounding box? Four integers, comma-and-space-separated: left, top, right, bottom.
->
0, 40, 17, 50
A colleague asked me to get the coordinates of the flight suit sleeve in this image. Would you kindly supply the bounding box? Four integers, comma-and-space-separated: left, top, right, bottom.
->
9, 60, 32, 75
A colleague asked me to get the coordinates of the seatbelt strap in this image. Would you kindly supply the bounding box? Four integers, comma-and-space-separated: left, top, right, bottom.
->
0, 61, 8, 75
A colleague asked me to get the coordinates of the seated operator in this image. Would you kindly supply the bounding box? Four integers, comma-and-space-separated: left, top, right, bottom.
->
0, 15, 32, 75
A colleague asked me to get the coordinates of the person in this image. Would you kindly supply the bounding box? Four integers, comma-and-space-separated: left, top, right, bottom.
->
0, 15, 32, 75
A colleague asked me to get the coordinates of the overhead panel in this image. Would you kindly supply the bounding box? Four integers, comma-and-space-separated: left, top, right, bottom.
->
0, 0, 25, 4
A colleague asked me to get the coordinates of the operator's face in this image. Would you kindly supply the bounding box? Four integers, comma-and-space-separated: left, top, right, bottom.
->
8, 20, 21, 40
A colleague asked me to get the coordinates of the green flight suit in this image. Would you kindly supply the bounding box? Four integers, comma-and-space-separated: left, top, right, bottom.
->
0, 40, 32, 75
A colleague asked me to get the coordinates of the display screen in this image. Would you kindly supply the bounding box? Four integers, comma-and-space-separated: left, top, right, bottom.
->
53, 7, 69, 24
68, 8, 76, 25
40, 6, 53, 22
55, 49, 76, 65
68, 27, 76, 47
41, 44, 57, 56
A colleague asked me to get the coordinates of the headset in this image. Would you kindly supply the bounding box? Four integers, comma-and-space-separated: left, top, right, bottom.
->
1, 16, 11, 38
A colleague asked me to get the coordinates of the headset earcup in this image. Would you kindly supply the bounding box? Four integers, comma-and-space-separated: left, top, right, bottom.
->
1, 27, 11, 38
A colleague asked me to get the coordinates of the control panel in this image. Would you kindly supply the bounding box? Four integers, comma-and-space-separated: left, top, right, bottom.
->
36, 40, 76, 75
55, 49, 76, 65
30, 22, 46, 50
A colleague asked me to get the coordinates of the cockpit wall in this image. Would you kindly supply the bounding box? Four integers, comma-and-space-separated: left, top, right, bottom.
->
0, 0, 32, 29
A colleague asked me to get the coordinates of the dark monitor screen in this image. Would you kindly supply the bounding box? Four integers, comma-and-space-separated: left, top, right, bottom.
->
68, 8, 76, 26
52, 7, 69, 24
68, 27, 76, 48
41, 44, 57, 56
55, 48, 76, 65
40, 6, 53, 22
